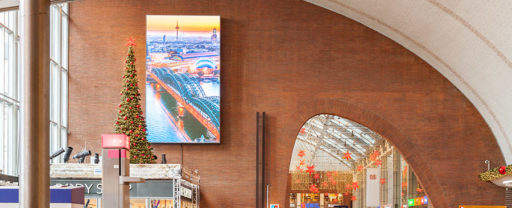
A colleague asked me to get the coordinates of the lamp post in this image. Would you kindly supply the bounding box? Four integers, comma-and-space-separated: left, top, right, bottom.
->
101, 134, 144, 208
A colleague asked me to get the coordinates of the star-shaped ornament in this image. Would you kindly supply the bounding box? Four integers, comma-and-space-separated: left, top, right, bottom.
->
343, 151, 352, 160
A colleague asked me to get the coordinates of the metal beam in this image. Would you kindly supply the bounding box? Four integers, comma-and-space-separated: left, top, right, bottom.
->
20, 0, 50, 207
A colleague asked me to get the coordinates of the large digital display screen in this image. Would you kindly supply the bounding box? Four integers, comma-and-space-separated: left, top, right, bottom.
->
146, 15, 220, 143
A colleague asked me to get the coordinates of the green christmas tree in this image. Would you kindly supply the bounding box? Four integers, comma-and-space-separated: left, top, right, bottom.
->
114, 38, 154, 164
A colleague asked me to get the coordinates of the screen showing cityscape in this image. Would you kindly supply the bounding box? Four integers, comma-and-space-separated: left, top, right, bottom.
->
146, 15, 220, 143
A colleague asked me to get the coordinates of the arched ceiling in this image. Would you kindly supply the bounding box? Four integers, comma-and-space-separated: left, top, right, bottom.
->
305, 0, 512, 163
289, 114, 384, 172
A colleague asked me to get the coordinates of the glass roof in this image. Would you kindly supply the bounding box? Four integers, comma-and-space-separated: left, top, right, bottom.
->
289, 114, 384, 172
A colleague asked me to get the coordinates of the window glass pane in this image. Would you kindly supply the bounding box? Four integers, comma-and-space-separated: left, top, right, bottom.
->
7, 32, 14, 98
0, 13, 5, 26
0, 28, 5, 95
61, 70, 67, 127
50, 63, 60, 122
62, 4, 69, 15
0, 103, 5, 174
50, 122, 59, 163
50, 6, 60, 63
60, 127, 67, 154
61, 16, 68, 69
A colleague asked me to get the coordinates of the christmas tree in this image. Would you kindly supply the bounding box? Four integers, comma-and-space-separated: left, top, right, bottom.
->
114, 38, 154, 164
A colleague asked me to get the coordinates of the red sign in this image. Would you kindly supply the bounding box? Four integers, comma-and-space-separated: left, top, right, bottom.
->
101, 134, 130, 149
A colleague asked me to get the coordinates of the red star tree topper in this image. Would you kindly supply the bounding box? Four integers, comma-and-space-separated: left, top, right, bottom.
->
114, 38, 154, 164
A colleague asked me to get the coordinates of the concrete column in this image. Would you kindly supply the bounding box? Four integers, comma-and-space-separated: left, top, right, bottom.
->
20, 0, 50, 207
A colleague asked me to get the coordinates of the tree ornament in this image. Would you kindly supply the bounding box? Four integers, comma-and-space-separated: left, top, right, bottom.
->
499, 166, 507, 175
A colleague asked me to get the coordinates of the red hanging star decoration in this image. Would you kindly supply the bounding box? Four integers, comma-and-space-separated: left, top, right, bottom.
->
295, 179, 301, 183
300, 128, 306, 134
345, 184, 352, 190
380, 178, 386, 184
309, 184, 319, 193
352, 182, 359, 190
375, 159, 382, 166
306, 165, 315, 175
333, 171, 338, 176
326, 172, 332, 177
314, 173, 320, 179
357, 165, 364, 172
298, 150, 305, 158
343, 151, 352, 160
351, 195, 357, 201
322, 181, 328, 187
299, 159, 305, 166
295, 165, 303, 172
373, 150, 380, 157
126, 37, 136, 46
331, 180, 337, 185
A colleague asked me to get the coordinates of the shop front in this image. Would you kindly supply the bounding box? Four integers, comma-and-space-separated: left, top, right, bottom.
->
50, 163, 200, 208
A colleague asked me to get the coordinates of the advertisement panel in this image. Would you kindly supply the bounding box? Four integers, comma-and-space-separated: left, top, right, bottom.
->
365, 168, 380, 207
146, 15, 221, 143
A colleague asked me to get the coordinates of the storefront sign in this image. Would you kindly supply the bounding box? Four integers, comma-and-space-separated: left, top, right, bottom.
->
270, 204, 279, 208
180, 186, 192, 199
365, 168, 380, 207
51, 179, 174, 198
459, 206, 506, 208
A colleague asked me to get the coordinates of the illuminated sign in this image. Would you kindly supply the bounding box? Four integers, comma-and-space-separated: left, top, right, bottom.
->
408, 199, 415, 206
101, 134, 130, 149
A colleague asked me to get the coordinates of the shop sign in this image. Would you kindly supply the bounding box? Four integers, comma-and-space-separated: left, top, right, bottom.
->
459, 206, 506, 208
180, 186, 192, 199
270, 204, 279, 208
51, 179, 174, 198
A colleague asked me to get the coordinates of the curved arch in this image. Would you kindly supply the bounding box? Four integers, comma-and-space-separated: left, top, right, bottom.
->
305, 0, 512, 163
286, 99, 447, 207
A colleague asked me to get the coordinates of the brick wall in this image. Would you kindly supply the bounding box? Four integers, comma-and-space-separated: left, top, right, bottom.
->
68, 0, 505, 207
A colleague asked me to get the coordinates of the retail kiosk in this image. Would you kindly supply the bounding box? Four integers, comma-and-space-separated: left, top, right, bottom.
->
50, 163, 200, 208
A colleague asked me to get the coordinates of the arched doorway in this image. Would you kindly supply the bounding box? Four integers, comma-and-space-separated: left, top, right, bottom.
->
288, 114, 429, 208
